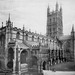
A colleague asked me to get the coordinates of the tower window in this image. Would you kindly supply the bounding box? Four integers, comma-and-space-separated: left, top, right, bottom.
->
50, 19, 51, 23
53, 28, 55, 32
53, 18, 55, 22
50, 29, 51, 32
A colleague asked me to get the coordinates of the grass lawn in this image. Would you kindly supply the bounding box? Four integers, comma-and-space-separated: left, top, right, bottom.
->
50, 62, 75, 71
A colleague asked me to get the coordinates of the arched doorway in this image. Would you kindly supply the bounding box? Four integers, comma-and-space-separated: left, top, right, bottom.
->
31, 56, 37, 66
26, 55, 38, 72
20, 50, 28, 64
43, 61, 46, 70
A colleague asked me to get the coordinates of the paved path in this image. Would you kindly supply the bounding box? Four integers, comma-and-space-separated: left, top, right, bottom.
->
43, 70, 75, 75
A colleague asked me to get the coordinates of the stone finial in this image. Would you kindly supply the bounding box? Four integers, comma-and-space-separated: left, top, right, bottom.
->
56, 2, 59, 11
29, 29, 31, 32
8, 13, 11, 22
2, 22, 3, 27
47, 4, 50, 16
72, 24, 74, 32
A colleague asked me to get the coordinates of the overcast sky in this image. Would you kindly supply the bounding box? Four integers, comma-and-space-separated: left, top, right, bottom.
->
0, 0, 75, 35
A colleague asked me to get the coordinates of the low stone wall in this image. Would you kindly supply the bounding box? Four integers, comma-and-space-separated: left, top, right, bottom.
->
43, 70, 75, 75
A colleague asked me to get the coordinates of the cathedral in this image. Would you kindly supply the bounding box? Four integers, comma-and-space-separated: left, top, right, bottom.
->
0, 2, 74, 75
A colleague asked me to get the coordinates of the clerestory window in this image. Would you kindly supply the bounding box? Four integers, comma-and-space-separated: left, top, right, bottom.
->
16, 32, 20, 39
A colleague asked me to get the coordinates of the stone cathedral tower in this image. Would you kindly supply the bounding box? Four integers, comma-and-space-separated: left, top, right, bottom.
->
46, 2, 63, 39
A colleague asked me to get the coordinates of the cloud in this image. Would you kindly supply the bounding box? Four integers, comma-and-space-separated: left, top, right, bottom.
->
0, 0, 75, 35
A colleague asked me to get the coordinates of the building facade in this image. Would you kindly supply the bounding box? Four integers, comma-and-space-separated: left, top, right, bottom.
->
59, 26, 75, 62
46, 2, 75, 62
0, 15, 64, 74
46, 2, 63, 38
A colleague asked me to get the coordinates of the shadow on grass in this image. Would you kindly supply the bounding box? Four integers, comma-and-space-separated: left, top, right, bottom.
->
50, 62, 75, 71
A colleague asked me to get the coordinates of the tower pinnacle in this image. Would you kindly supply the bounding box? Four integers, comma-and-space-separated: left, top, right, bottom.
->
47, 5, 50, 16
60, 5, 62, 13
23, 25, 25, 31
2, 22, 3, 27
6, 13, 12, 26
56, 2, 59, 11
8, 13, 10, 21
72, 24, 74, 32
48, 4, 50, 11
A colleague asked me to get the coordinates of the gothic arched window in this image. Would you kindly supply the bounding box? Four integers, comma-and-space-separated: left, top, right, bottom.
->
37, 37, 39, 42
1, 34, 5, 46
32, 35, 34, 41
26, 34, 28, 40
20, 50, 28, 64
46, 39, 48, 42
42, 38, 45, 43
16, 32, 20, 39
8, 48, 14, 61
